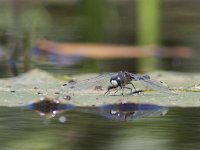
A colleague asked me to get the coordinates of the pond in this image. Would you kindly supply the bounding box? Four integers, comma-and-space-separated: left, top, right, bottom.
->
1, 69, 200, 150
0, 105, 200, 150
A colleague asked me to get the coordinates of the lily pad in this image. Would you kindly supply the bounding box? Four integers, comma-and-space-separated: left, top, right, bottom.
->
0, 69, 200, 107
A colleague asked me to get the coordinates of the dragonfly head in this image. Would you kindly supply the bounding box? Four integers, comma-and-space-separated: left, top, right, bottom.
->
110, 76, 121, 87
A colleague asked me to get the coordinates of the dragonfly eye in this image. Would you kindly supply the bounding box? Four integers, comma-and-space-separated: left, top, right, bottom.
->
110, 76, 121, 86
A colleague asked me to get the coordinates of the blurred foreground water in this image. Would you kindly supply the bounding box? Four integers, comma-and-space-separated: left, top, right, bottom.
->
0, 106, 200, 150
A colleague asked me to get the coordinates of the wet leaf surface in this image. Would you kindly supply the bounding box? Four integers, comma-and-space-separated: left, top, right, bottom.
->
0, 69, 200, 107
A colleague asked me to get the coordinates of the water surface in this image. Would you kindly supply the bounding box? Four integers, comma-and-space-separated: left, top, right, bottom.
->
0, 106, 200, 150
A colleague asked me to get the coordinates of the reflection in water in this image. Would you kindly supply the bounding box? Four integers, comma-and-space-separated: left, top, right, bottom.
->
26, 96, 75, 119
27, 97, 168, 121
1, 106, 200, 150
82, 103, 169, 121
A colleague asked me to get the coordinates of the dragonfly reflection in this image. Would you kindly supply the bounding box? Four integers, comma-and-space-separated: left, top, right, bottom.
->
84, 103, 169, 121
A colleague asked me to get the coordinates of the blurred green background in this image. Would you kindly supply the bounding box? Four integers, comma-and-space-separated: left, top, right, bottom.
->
0, 1, 200, 150
0, 0, 200, 77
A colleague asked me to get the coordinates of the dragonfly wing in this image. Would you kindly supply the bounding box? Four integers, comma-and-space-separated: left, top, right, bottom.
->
64, 73, 116, 91
129, 73, 150, 81
140, 78, 172, 93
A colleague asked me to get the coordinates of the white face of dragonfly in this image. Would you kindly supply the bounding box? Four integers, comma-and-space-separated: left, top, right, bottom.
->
110, 79, 118, 86
110, 76, 121, 87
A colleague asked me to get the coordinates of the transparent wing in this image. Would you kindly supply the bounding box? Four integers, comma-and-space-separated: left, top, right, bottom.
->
140, 78, 173, 93
129, 73, 173, 93
129, 73, 151, 81
64, 73, 116, 91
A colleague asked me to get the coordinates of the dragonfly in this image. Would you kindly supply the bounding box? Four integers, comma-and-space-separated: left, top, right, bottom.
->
63, 71, 173, 95
97, 103, 169, 121
76, 103, 169, 121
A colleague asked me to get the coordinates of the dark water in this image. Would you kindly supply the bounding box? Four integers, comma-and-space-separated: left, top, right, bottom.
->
1, 104, 200, 150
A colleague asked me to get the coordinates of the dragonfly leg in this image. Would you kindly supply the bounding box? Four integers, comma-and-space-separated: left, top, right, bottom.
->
104, 89, 110, 95
130, 83, 137, 92
124, 84, 143, 95
132, 90, 144, 94
114, 89, 120, 95
122, 86, 133, 95
104, 86, 117, 96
